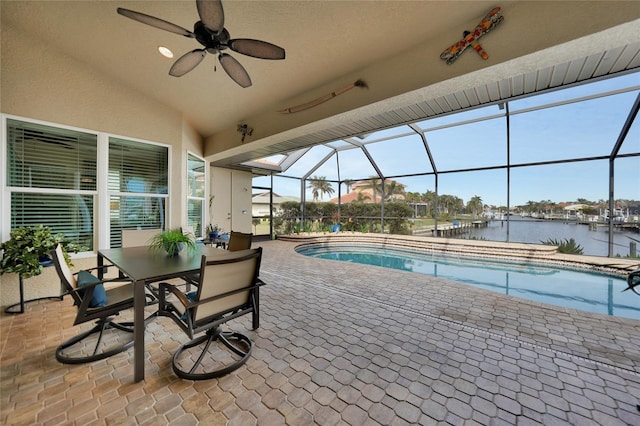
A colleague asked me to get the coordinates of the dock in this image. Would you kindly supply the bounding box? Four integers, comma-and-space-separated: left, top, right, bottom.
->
413, 219, 489, 237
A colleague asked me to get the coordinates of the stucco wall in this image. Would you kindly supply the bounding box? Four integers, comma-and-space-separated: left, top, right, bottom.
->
0, 22, 205, 307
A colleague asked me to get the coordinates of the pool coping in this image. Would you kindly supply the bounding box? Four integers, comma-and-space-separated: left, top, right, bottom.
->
277, 232, 640, 277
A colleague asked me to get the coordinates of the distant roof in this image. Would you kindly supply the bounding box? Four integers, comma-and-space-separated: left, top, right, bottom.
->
563, 204, 589, 210
253, 191, 299, 203
328, 191, 382, 204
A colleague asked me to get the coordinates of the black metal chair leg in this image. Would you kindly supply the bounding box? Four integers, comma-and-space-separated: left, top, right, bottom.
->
172, 327, 252, 380
56, 319, 134, 364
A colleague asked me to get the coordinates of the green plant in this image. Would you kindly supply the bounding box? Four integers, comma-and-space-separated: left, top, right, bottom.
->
0, 225, 86, 278
541, 237, 584, 255
148, 228, 196, 256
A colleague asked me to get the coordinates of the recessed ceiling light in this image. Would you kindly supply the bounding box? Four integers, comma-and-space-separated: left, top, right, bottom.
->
158, 46, 173, 58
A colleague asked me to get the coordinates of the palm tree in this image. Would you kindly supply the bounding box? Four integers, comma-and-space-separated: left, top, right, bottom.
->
439, 194, 464, 217
422, 190, 437, 217
306, 176, 335, 201
360, 177, 383, 203
405, 192, 422, 204
355, 192, 371, 202
382, 180, 405, 201
343, 179, 354, 194
467, 195, 483, 218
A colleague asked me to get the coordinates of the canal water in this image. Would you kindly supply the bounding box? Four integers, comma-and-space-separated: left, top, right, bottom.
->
461, 216, 638, 257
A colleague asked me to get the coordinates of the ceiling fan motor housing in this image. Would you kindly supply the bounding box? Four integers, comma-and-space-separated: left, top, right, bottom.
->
194, 21, 230, 53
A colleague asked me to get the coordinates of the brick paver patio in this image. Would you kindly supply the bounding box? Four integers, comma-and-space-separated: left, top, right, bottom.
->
2, 239, 639, 424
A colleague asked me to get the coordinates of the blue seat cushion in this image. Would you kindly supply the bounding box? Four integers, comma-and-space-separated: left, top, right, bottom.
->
77, 270, 107, 308
181, 290, 198, 320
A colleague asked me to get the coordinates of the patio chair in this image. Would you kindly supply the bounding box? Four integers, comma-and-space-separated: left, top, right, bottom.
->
121, 228, 164, 298
183, 231, 253, 288
157, 248, 265, 380
121, 228, 162, 247
227, 231, 252, 252
624, 269, 640, 295
51, 244, 138, 364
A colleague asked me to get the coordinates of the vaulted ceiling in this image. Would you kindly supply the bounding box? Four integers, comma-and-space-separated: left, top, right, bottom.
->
3, 1, 639, 170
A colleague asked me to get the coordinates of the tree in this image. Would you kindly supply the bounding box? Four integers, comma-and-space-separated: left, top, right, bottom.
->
405, 192, 422, 204
359, 177, 405, 202
422, 190, 437, 217
467, 195, 483, 218
306, 176, 335, 201
438, 194, 464, 217
360, 176, 383, 202
355, 192, 371, 202
382, 180, 405, 202
343, 179, 354, 194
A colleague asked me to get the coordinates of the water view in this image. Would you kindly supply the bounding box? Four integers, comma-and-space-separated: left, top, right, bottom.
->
460, 216, 638, 257
297, 244, 640, 320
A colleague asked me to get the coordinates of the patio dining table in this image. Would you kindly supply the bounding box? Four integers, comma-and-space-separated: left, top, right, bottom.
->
97, 245, 231, 382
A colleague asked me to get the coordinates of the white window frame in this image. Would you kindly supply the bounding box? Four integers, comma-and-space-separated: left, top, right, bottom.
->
1, 114, 172, 252
185, 151, 207, 239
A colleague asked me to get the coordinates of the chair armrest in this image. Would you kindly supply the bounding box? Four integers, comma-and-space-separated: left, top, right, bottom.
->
83, 263, 115, 273
65, 276, 126, 296
159, 282, 194, 308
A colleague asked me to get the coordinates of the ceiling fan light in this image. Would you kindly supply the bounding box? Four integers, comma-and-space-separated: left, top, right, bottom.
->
158, 46, 174, 58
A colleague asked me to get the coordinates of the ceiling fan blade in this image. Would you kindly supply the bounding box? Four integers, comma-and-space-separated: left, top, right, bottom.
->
169, 50, 207, 77
229, 39, 286, 60
117, 8, 194, 38
197, 0, 224, 34
218, 53, 252, 88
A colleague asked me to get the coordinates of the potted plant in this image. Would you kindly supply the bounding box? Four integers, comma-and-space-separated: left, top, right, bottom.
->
148, 228, 197, 256
207, 224, 219, 239
331, 212, 341, 233
0, 225, 85, 278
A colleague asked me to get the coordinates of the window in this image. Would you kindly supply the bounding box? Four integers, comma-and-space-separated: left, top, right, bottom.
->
108, 137, 168, 247
187, 153, 206, 237
6, 119, 97, 249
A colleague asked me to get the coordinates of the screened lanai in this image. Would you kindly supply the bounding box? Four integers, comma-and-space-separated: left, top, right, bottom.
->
249, 71, 640, 257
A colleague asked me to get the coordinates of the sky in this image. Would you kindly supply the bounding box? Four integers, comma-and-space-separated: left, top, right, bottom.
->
253, 72, 640, 207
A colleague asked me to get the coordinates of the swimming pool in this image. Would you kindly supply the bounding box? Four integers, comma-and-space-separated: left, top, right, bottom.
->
296, 244, 640, 320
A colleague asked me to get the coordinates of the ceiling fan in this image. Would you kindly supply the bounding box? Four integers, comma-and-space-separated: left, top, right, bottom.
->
117, 0, 285, 88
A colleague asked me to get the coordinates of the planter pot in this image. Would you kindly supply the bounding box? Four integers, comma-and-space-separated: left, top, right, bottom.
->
164, 242, 184, 257
39, 256, 53, 267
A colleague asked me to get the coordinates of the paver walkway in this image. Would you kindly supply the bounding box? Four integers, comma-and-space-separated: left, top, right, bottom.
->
1, 239, 639, 424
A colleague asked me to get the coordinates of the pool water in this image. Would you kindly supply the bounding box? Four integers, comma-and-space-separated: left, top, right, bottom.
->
296, 244, 640, 320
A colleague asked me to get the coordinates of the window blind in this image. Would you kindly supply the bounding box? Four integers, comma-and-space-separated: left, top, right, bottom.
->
7, 119, 97, 249
7, 119, 97, 190
108, 137, 169, 247
11, 193, 94, 247
108, 137, 168, 193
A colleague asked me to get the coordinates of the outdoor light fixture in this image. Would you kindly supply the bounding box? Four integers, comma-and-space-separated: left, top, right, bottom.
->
237, 123, 253, 143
